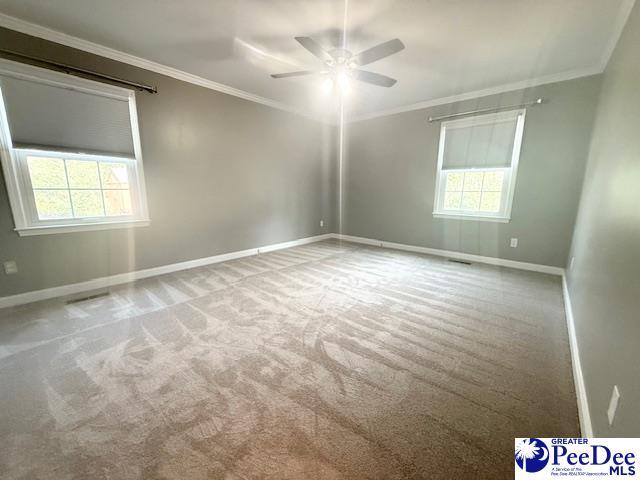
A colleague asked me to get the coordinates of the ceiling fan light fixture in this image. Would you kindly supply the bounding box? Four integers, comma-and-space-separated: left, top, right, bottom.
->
321, 77, 334, 94
336, 71, 351, 95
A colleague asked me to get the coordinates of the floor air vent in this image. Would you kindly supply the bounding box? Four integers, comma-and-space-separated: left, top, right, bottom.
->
66, 291, 110, 304
448, 259, 472, 265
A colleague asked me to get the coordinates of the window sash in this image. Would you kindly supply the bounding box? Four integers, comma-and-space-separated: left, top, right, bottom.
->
15, 149, 144, 227
434, 167, 512, 218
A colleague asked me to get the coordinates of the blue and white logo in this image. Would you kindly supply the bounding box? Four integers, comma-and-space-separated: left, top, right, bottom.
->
515, 438, 550, 473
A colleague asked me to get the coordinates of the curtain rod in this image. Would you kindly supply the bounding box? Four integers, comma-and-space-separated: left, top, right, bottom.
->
428, 98, 543, 122
0, 49, 158, 94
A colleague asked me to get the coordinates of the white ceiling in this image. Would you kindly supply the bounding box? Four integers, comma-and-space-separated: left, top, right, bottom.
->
0, 0, 634, 120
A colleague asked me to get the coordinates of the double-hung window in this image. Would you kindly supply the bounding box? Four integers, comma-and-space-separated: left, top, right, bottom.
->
0, 59, 149, 235
432, 109, 526, 222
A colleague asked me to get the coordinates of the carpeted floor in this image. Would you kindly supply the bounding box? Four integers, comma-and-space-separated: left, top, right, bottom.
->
0, 239, 578, 479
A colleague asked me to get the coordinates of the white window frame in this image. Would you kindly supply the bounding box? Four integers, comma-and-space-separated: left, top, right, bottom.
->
0, 59, 150, 236
432, 109, 526, 223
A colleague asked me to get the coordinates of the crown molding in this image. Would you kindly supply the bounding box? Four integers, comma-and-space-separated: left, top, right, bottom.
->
598, 0, 636, 71
346, 0, 635, 123
346, 65, 602, 123
0, 13, 337, 124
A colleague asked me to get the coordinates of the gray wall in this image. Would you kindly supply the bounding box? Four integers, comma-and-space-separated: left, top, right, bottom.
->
566, 3, 640, 436
342, 75, 602, 267
0, 27, 338, 297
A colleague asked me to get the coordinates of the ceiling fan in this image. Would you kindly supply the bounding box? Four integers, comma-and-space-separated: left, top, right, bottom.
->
271, 37, 405, 92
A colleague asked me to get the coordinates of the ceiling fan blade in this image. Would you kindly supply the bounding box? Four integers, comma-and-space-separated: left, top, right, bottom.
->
270, 70, 318, 78
352, 70, 397, 87
295, 36, 332, 62
352, 38, 405, 66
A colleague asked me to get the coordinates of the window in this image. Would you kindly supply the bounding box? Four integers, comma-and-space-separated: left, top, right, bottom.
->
432, 109, 525, 222
0, 59, 149, 235
20, 151, 138, 220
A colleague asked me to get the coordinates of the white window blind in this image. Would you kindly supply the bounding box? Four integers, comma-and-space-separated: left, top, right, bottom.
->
0, 74, 135, 157
442, 116, 518, 169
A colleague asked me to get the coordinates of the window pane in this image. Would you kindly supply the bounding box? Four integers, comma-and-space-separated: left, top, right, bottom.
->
480, 191, 502, 213
463, 171, 483, 191
104, 189, 132, 216
71, 190, 104, 217
443, 191, 462, 210
445, 171, 464, 192
66, 160, 100, 188
100, 162, 129, 189
27, 157, 67, 188
461, 191, 481, 210
482, 171, 504, 191
33, 190, 72, 219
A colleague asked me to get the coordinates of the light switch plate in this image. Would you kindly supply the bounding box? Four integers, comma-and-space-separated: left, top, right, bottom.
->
510, 238, 518, 248
607, 385, 620, 426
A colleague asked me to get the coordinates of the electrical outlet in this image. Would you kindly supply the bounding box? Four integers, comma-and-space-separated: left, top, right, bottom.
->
320, 220, 324, 227
607, 385, 620, 426
3, 261, 17, 275
510, 238, 518, 248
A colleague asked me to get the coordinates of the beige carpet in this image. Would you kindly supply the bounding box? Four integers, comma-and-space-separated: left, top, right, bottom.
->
0, 239, 578, 479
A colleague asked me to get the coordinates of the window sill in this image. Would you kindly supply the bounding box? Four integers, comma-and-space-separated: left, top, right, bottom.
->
15, 219, 150, 236
432, 212, 511, 223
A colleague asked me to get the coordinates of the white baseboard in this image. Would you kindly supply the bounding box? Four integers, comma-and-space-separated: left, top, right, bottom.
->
562, 274, 593, 437
0, 233, 332, 309
332, 234, 565, 276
